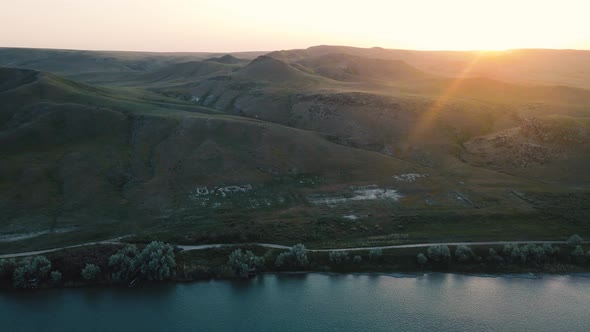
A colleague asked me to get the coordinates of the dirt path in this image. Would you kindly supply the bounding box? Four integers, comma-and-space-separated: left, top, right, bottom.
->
0, 240, 569, 259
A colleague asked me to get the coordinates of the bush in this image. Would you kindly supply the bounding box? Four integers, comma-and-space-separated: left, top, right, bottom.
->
510, 246, 527, 264
454, 245, 474, 263
109, 245, 139, 281
368, 248, 383, 261
228, 249, 264, 278
0, 258, 17, 279
352, 255, 362, 264
50, 271, 62, 285
427, 245, 451, 263
137, 241, 176, 281
542, 243, 559, 255
524, 244, 546, 264
486, 248, 504, 264
571, 245, 585, 263
329, 251, 350, 264
567, 234, 584, 246
13, 256, 51, 288
417, 253, 428, 267
275, 244, 309, 268
81, 264, 101, 281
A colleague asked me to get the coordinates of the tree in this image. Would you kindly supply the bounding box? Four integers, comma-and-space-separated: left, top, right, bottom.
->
275, 244, 309, 268
228, 249, 264, 278
353, 255, 362, 264
329, 251, 350, 264
525, 244, 546, 264
368, 248, 383, 261
50, 271, 62, 285
109, 245, 139, 281
542, 243, 559, 255
571, 245, 585, 263
417, 253, 428, 267
0, 258, 17, 279
454, 245, 474, 263
137, 241, 176, 281
13, 256, 51, 288
81, 264, 101, 281
486, 248, 504, 264
427, 245, 451, 263
567, 234, 584, 246
291, 244, 309, 267
510, 246, 526, 264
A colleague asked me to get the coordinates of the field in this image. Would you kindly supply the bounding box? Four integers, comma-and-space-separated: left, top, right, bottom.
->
0, 46, 589, 253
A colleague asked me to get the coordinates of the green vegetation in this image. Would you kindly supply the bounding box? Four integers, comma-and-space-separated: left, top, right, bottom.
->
275, 244, 309, 268
108, 245, 139, 281
329, 251, 350, 264
369, 248, 383, 261
13, 256, 51, 288
454, 245, 475, 263
567, 234, 584, 246
81, 264, 101, 281
136, 241, 176, 281
0, 46, 589, 261
417, 253, 428, 267
427, 245, 451, 263
50, 271, 62, 285
228, 249, 264, 278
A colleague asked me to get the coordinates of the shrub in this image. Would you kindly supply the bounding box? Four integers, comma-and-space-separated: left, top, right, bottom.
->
81, 264, 101, 281
0, 258, 17, 279
109, 245, 139, 281
329, 251, 350, 264
454, 245, 474, 263
352, 255, 362, 264
13, 256, 51, 288
417, 253, 428, 267
427, 245, 451, 263
567, 234, 584, 246
510, 246, 526, 264
137, 241, 176, 281
525, 244, 546, 264
502, 244, 518, 257
50, 271, 62, 285
228, 249, 264, 278
275, 244, 309, 268
571, 245, 585, 263
486, 248, 504, 264
368, 248, 383, 261
542, 243, 559, 255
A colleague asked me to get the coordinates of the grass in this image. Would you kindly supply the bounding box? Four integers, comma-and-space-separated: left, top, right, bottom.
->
0, 47, 589, 254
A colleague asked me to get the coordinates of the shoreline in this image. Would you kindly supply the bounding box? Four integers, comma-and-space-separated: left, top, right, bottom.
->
3, 270, 590, 293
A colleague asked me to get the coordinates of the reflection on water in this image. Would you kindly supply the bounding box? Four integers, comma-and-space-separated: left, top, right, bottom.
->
1, 273, 589, 332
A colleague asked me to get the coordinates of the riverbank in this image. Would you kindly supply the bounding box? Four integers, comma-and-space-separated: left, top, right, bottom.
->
2, 240, 589, 290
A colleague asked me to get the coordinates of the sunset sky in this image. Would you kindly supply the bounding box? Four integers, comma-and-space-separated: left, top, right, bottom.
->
1, 0, 589, 52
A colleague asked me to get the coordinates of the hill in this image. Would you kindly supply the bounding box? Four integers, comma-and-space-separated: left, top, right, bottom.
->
1, 45, 589, 253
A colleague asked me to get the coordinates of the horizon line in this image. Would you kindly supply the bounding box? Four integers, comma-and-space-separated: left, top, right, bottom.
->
1, 44, 589, 55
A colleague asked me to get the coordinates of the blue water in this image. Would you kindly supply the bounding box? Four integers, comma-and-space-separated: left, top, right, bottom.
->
1, 273, 589, 331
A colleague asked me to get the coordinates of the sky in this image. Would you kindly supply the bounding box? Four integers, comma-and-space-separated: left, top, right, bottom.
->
1, 0, 589, 52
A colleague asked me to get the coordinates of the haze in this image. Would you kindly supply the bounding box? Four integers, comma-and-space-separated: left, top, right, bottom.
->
2, 0, 589, 52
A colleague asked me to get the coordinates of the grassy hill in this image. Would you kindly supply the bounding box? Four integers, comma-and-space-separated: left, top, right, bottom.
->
0, 46, 589, 252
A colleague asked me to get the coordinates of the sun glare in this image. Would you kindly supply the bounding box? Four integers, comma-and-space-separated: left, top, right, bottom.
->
0, 0, 588, 52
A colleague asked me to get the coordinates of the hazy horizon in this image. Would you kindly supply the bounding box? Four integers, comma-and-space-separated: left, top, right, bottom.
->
2, 0, 589, 53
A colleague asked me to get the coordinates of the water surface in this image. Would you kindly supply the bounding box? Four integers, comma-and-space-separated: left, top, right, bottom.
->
1, 273, 589, 331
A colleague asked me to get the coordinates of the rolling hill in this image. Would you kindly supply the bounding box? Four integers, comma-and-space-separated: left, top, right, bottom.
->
0, 45, 589, 252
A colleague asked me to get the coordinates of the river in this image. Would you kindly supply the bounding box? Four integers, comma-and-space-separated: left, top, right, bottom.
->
1, 273, 589, 331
